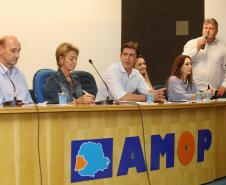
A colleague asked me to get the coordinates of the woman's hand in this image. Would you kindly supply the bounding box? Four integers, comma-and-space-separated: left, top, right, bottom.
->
74, 93, 95, 104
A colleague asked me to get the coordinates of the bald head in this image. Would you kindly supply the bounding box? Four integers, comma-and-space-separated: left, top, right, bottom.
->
0, 35, 20, 46
0, 35, 21, 69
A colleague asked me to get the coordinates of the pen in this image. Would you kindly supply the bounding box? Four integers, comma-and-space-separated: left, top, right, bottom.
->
83, 90, 88, 94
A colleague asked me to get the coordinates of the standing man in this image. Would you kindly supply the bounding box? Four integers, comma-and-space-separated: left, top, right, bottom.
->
0, 35, 32, 105
182, 18, 226, 97
96, 41, 165, 102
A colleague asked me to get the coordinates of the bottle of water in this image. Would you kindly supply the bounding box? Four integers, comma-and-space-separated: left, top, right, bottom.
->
195, 91, 202, 102
205, 90, 211, 101
147, 93, 154, 103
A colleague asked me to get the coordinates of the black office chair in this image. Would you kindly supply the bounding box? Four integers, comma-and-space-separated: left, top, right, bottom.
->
71, 70, 98, 96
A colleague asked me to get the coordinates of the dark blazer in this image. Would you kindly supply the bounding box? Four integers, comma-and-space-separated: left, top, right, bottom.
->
45, 69, 83, 104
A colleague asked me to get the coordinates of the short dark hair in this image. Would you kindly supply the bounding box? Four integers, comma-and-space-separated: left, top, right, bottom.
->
0, 37, 6, 46
121, 41, 140, 57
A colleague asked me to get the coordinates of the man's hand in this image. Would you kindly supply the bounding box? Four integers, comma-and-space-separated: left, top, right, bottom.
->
152, 88, 166, 102
196, 37, 207, 51
217, 86, 226, 97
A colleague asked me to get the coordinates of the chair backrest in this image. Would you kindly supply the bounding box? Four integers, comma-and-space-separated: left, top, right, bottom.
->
33, 69, 56, 103
29, 89, 36, 103
72, 70, 98, 96
153, 84, 166, 90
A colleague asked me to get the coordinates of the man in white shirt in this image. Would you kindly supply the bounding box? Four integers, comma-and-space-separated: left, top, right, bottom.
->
182, 18, 226, 97
0, 35, 32, 105
96, 42, 165, 102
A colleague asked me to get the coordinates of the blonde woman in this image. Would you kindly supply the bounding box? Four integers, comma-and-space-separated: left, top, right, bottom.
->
45, 42, 94, 104
134, 55, 153, 88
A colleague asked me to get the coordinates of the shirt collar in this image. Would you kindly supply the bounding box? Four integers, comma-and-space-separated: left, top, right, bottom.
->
207, 38, 218, 45
212, 38, 218, 44
119, 62, 136, 78
57, 68, 71, 83
0, 63, 18, 76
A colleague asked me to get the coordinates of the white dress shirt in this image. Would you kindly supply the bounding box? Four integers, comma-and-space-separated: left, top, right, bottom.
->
96, 62, 150, 101
0, 64, 32, 105
182, 37, 226, 91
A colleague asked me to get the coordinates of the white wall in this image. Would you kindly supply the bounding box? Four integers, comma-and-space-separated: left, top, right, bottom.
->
205, 0, 226, 43
0, 0, 121, 88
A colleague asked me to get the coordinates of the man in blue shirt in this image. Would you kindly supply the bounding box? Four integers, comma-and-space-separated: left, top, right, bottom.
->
0, 35, 32, 105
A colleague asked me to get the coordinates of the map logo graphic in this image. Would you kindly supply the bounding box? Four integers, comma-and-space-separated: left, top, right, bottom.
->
71, 138, 113, 183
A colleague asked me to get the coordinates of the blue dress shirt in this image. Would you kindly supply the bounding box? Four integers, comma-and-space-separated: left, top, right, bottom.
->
0, 64, 32, 105
167, 76, 197, 101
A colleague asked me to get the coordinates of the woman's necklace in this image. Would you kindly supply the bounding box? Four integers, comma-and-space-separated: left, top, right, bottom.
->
181, 78, 188, 85
66, 76, 71, 82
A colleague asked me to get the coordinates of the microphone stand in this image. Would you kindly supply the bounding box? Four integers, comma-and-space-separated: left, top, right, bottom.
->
3, 84, 18, 106
0, 64, 18, 106
88, 59, 113, 105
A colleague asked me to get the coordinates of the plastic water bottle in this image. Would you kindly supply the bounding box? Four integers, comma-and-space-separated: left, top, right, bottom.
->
58, 92, 68, 104
205, 90, 211, 101
147, 93, 154, 103
195, 91, 202, 102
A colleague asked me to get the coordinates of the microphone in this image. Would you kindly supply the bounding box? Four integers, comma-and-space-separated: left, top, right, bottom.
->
4, 77, 18, 106
88, 59, 113, 105
201, 33, 208, 49
207, 84, 210, 90
0, 65, 18, 106
7, 78, 18, 106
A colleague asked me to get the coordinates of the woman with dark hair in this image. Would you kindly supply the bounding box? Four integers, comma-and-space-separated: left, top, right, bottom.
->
167, 55, 198, 101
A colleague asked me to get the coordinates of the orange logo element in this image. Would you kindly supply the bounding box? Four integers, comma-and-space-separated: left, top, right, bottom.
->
75, 155, 88, 171
177, 131, 195, 165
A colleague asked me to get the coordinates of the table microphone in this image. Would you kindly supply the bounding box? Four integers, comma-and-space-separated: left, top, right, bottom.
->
88, 59, 113, 105
4, 77, 18, 106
